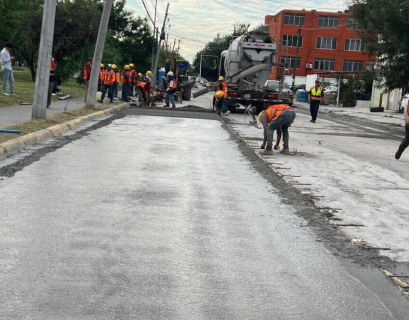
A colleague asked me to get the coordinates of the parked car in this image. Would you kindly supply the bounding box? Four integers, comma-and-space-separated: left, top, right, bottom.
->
294, 84, 306, 91
264, 80, 294, 106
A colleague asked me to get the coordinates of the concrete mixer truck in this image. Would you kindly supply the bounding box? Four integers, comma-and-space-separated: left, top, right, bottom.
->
220, 25, 293, 113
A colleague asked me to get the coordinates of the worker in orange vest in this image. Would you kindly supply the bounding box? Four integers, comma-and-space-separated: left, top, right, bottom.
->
47, 57, 58, 108
137, 81, 150, 106
218, 76, 228, 94
83, 57, 92, 102
121, 65, 131, 102
129, 63, 136, 97
98, 64, 115, 103
98, 63, 105, 92
258, 104, 296, 155
112, 64, 120, 98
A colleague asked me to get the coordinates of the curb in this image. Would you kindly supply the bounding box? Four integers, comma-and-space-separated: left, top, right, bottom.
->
0, 103, 128, 160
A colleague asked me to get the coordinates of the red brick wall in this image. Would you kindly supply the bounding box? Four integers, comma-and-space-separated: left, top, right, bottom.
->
265, 10, 374, 80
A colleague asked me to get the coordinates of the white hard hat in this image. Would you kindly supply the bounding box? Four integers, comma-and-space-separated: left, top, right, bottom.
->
167, 71, 174, 76
107, 64, 112, 67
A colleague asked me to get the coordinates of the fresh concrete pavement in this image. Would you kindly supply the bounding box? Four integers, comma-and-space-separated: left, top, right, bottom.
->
0, 108, 408, 319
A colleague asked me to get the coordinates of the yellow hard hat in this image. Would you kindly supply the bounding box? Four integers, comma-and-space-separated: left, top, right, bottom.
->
146, 70, 153, 76
100, 63, 104, 68
112, 64, 117, 69
124, 65, 130, 70
258, 110, 266, 122
138, 73, 142, 78
219, 76, 224, 81
215, 90, 224, 99
129, 63, 134, 68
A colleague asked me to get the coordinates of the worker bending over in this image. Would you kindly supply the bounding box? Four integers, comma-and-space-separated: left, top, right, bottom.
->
165, 71, 176, 108
213, 90, 225, 115
258, 104, 296, 155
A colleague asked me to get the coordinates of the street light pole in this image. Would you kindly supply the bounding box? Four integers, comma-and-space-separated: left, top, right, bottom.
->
86, 0, 114, 108
32, 0, 57, 119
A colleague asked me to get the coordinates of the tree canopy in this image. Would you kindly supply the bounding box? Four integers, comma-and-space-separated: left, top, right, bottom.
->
352, 0, 409, 91
0, 0, 163, 81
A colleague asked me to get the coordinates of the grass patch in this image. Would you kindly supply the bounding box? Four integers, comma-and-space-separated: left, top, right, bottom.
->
0, 67, 85, 107
0, 105, 113, 144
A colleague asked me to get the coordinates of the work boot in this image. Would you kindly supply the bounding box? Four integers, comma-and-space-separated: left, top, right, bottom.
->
165, 101, 170, 108
172, 105, 176, 108
280, 148, 290, 154
395, 146, 405, 160
259, 148, 273, 156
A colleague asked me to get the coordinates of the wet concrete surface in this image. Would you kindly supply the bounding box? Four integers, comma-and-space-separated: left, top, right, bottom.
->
0, 108, 408, 319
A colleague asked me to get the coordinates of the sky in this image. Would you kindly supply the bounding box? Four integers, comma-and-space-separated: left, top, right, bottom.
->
126, 0, 348, 63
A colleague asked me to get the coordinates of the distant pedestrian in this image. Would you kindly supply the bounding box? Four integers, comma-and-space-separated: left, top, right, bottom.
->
121, 65, 131, 102
165, 59, 171, 74
83, 57, 92, 102
98, 64, 115, 104
258, 104, 296, 155
308, 80, 324, 123
47, 57, 58, 108
1, 42, 15, 96
164, 71, 176, 108
395, 94, 409, 160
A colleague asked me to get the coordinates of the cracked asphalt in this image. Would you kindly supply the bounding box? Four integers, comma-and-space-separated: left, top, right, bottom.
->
0, 108, 408, 319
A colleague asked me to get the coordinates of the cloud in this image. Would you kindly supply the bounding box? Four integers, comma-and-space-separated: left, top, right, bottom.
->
127, 0, 348, 62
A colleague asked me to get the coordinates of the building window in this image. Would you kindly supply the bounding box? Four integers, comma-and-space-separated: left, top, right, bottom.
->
284, 13, 305, 26
366, 62, 375, 71
314, 58, 335, 71
316, 37, 337, 50
347, 18, 361, 29
282, 35, 303, 47
318, 16, 339, 28
343, 60, 364, 72
281, 56, 301, 69
345, 39, 364, 51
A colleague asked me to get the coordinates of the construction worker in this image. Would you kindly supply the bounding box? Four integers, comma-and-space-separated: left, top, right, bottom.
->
145, 70, 153, 106
121, 65, 131, 102
213, 90, 225, 115
138, 73, 143, 81
47, 57, 58, 108
395, 94, 409, 159
98, 64, 115, 103
137, 81, 150, 106
218, 76, 228, 94
98, 64, 105, 92
83, 57, 92, 102
165, 71, 176, 108
258, 104, 296, 155
308, 80, 324, 123
129, 63, 136, 96
112, 64, 120, 98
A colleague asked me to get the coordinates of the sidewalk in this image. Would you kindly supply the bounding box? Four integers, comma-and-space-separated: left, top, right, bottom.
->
294, 101, 404, 127
0, 97, 85, 127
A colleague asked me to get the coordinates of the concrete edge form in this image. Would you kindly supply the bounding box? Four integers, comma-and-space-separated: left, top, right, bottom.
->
0, 103, 128, 160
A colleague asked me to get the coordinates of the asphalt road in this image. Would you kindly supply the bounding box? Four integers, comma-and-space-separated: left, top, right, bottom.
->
0, 109, 408, 319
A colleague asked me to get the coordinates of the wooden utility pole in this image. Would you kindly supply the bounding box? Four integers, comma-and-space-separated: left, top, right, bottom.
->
152, 3, 169, 88
150, 0, 157, 71
177, 39, 181, 54
292, 21, 302, 90
32, 0, 57, 119
86, 0, 114, 108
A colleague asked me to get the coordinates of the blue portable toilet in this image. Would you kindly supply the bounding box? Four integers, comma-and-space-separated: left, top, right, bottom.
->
157, 70, 166, 86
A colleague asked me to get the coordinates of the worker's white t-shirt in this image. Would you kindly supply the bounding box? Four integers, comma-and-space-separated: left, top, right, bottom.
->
0, 48, 12, 71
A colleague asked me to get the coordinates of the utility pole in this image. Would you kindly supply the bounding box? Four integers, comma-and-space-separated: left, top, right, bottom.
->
292, 21, 302, 90
165, 33, 169, 56
177, 39, 181, 54
32, 0, 57, 119
172, 38, 176, 53
152, 3, 169, 88
150, 0, 158, 71
86, 0, 114, 108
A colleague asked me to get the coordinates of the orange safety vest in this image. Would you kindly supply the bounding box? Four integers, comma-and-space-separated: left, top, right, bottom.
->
129, 69, 136, 83
121, 71, 130, 84
221, 81, 228, 93
168, 79, 177, 90
102, 69, 115, 85
99, 69, 104, 82
266, 104, 293, 122
115, 71, 120, 84
137, 82, 149, 92
83, 63, 91, 81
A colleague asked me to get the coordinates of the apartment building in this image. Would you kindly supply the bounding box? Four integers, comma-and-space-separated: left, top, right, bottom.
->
265, 9, 374, 81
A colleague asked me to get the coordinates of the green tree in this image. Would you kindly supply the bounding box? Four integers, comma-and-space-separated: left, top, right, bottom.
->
351, 0, 409, 91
